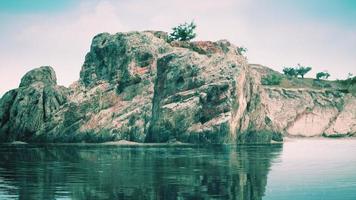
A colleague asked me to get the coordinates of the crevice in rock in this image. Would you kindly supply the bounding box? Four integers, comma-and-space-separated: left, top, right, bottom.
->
42, 89, 47, 121
321, 99, 345, 135
230, 62, 254, 140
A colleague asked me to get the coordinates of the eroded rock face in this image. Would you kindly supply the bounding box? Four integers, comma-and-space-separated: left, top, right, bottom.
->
257, 88, 356, 137
244, 65, 356, 138
0, 66, 68, 142
0, 31, 354, 143
148, 41, 246, 143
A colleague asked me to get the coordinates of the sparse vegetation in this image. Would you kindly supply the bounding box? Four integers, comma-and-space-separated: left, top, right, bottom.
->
168, 21, 196, 42
261, 74, 282, 85
316, 71, 330, 80
312, 80, 331, 88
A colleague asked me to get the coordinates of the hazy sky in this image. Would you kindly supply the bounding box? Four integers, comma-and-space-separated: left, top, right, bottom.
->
0, 0, 355, 96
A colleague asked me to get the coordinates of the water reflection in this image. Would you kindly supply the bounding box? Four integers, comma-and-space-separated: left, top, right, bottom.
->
0, 144, 282, 200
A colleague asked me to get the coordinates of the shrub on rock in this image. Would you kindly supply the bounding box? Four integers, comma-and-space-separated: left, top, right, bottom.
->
168, 21, 197, 42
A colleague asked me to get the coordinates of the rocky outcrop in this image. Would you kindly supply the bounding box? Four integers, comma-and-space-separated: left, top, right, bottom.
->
0, 66, 68, 142
0, 31, 355, 143
34, 31, 172, 143
244, 64, 356, 138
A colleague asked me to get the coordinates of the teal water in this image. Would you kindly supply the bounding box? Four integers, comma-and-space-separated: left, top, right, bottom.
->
0, 139, 355, 200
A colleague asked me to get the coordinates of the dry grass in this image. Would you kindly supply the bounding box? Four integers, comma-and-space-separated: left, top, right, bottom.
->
279, 77, 338, 90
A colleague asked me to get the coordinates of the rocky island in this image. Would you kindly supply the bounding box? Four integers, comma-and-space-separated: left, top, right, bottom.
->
0, 31, 355, 144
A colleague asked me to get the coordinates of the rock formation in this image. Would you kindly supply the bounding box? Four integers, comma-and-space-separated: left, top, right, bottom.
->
0, 66, 68, 142
0, 31, 355, 143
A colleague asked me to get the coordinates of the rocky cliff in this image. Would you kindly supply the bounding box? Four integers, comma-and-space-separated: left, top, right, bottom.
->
245, 65, 356, 139
0, 31, 355, 144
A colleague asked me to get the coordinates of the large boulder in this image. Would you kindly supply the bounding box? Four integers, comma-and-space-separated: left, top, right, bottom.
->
0, 66, 68, 142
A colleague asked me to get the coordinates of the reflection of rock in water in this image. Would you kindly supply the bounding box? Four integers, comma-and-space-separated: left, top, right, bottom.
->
233, 146, 282, 200
0, 144, 282, 200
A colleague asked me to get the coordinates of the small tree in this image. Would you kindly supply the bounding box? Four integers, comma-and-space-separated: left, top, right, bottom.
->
168, 21, 196, 42
295, 64, 312, 78
316, 71, 330, 80
283, 67, 297, 77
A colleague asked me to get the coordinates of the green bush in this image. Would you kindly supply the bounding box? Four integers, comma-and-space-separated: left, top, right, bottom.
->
168, 21, 196, 42
316, 71, 330, 80
261, 74, 282, 85
338, 76, 356, 86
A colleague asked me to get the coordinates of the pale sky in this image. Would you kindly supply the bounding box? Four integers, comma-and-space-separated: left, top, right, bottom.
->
0, 0, 355, 96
